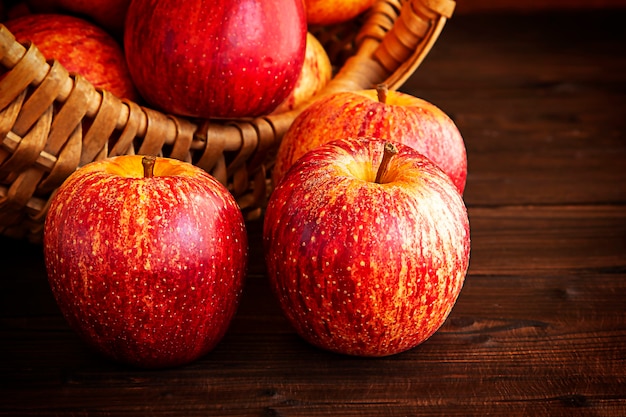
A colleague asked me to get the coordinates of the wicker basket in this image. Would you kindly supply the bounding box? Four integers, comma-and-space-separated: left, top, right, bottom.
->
0, 0, 455, 242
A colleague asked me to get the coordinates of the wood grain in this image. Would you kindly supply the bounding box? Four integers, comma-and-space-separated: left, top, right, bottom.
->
402, 12, 626, 207
1, 9, 625, 417
455, 0, 626, 14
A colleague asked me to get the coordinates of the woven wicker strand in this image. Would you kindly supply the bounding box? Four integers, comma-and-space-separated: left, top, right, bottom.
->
0, 0, 454, 242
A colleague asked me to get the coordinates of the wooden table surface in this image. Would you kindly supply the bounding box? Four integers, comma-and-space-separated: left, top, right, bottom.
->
1, 10, 625, 417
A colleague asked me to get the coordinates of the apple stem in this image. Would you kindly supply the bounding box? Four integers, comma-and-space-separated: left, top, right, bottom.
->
142, 155, 157, 178
375, 142, 398, 184
376, 83, 388, 104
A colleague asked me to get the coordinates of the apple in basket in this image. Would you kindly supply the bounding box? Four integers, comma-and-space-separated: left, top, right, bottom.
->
124, 0, 307, 119
304, 0, 377, 25
43, 156, 247, 368
272, 85, 467, 195
263, 138, 470, 356
4, 13, 138, 101
271, 32, 333, 115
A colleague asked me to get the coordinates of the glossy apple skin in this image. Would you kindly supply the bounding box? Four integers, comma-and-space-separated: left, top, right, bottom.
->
305, 0, 376, 25
264, 138, 470, 357
272, 89, 467, 194
271, 32, 332, 115
4, 13, 138, 101
124, 0, 307, 118
43, 156, 247, 368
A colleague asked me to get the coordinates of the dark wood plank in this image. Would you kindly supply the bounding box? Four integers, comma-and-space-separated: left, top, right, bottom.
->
402, 11, 626, 207
468, 205, 626, 275
455, 0, 626, 14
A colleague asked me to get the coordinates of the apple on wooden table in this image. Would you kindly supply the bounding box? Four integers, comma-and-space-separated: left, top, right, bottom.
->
43, 155, 248, 368
4, 13, 139, 101
272, 85, 467, 195
263, 138, 470, 357
124, 0, 307, 118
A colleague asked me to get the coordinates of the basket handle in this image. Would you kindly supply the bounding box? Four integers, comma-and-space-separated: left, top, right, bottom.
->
374, 0, 455, 89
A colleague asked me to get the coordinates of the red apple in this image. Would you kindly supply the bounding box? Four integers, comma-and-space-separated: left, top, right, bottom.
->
4, 13, 139, 101
263, 138, 470, 356
271, 32, 333, 115
124, 0, 307, 119
305, 0, 376, 25
272, 85, 467, 194
43, 155, 248, 368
